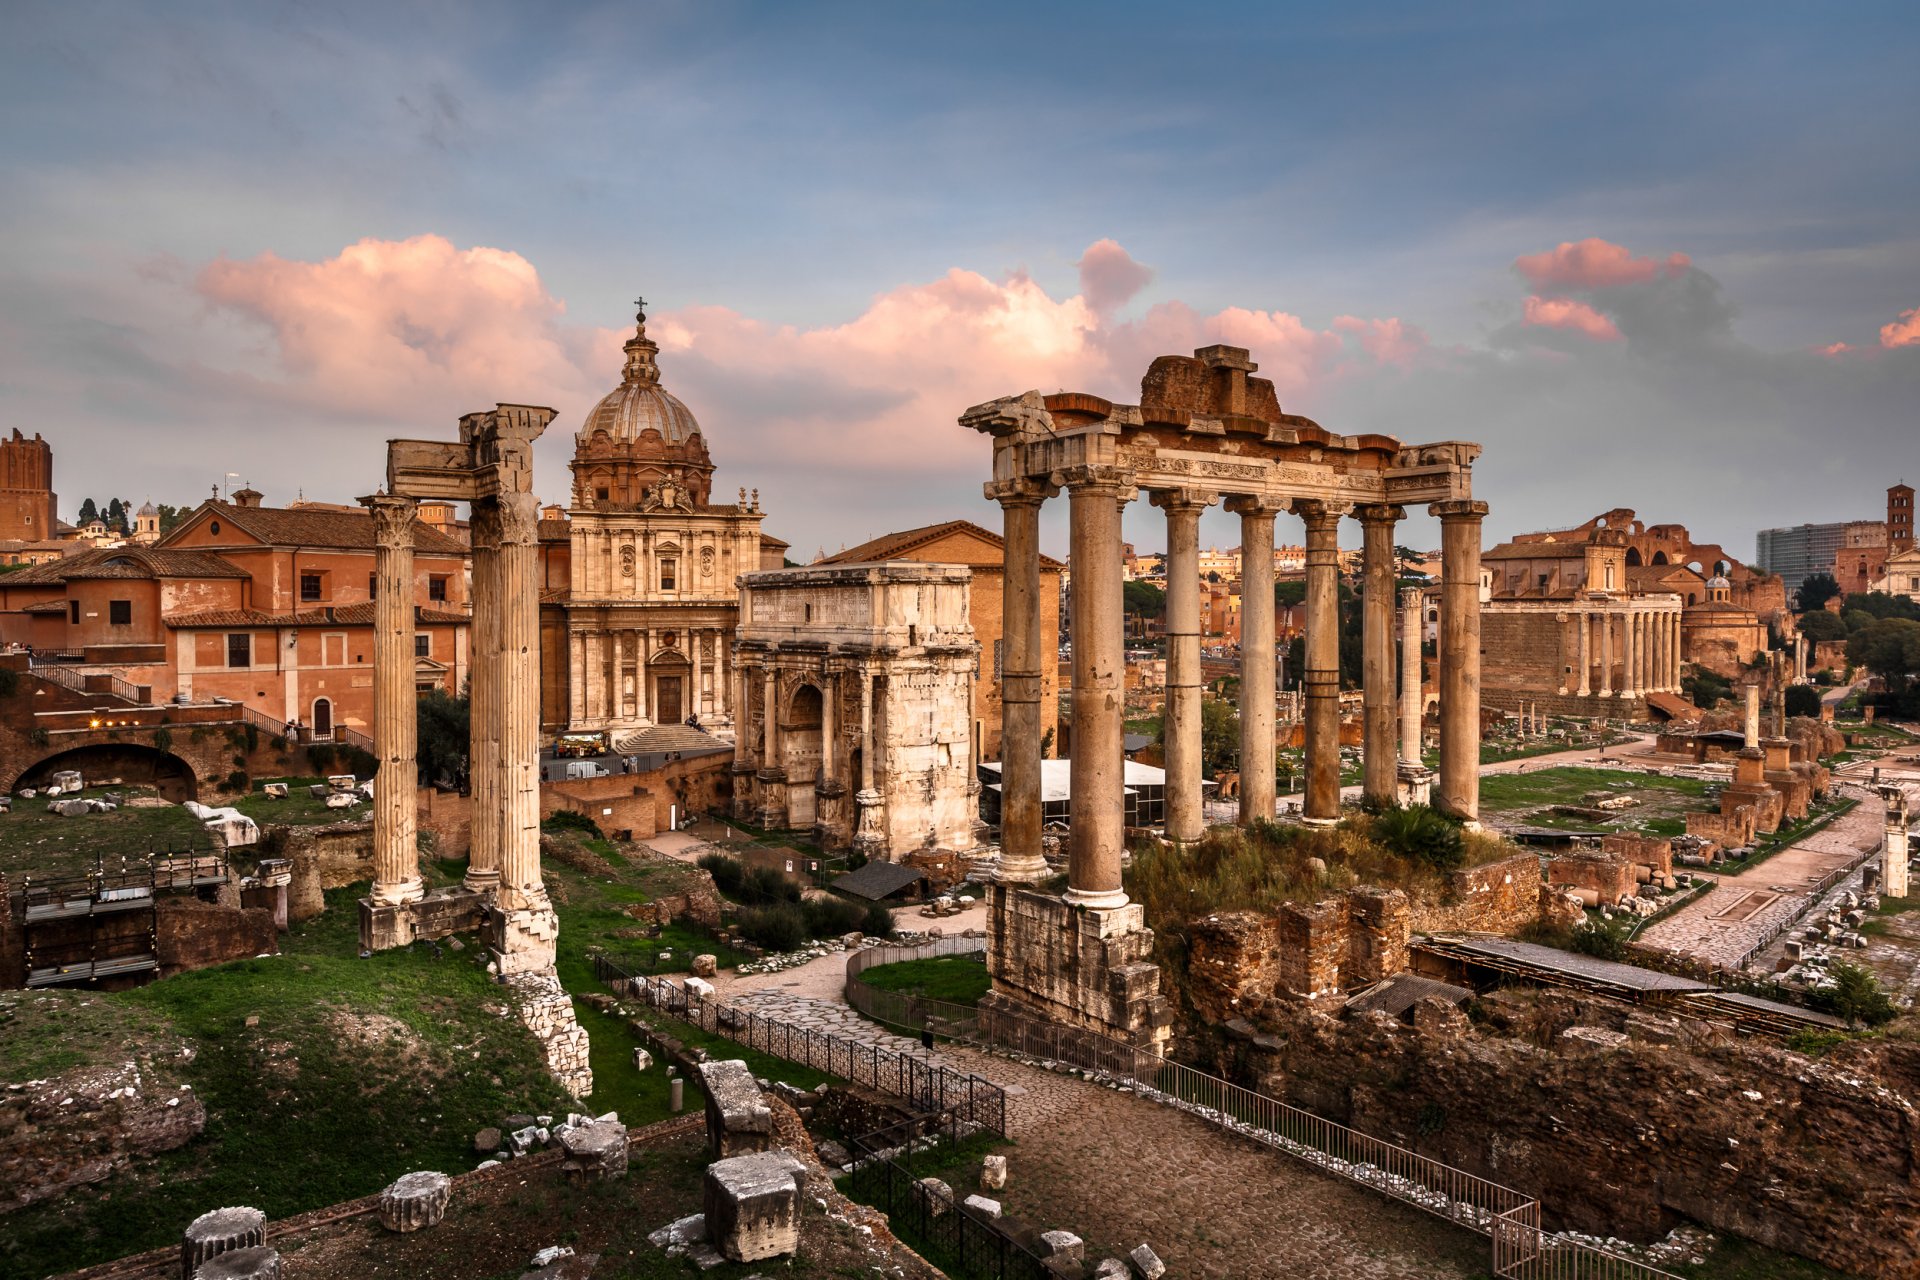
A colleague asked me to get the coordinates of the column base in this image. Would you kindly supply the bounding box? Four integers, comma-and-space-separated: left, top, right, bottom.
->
851, 789, 886, 860
1396, 761, 1435, 809
983, 883, 1171, 1053
463, 868, 501, 896
358, 886, 488, 953
1300, 815, 1340, 829
1062, 885, 1129, 910
995, 855, 1052, 884
371, 878, 426, 908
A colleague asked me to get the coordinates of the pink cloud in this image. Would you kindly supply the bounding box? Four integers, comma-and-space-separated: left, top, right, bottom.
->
1881, 306, 1920, 348
1331, 315, 1427, 367
1522, 295, 1623, 341
1514, 238, 1691, 290
1817, 341, 1856, 358
1075, 238, 1154, 314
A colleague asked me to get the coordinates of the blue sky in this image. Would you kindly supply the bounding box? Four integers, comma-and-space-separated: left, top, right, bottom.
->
2, 1, 1916, 559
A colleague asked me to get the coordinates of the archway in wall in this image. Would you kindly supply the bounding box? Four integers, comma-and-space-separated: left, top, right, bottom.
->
15, 743, 199, 803
1652, 551, 1670, 565
311, 697, 333, 738
782, 684, 824, 826
1625, 548, 1643, 567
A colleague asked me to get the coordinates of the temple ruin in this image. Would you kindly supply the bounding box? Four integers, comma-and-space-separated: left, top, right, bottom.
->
358, 404, 590, 1094
963, 344, 1484, 1048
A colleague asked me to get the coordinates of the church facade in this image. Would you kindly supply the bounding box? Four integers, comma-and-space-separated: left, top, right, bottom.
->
538, 305, 785, 743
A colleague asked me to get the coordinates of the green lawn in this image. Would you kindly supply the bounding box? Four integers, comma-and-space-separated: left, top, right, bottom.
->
856, 954, 992, 1006
0, 784, 210, 882
1478, 766, 1709, 836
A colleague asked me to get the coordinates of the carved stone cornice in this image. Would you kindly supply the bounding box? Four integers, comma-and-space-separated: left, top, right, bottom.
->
985, 475, 1060, 508
1430, 499, 1490, 523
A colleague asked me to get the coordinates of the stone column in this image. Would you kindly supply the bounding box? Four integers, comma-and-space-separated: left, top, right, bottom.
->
1228, 495, 1285, 827
690, 629, 704, 721
1432, 500, 1487, 826
364, 495, 424, 907
853, 664, 884, 859
1399, 587, 1423, 760
1152, 489, 1210, 845
762, 669, 779, 765
1624, 612, 1641, 698
1576, 609, 1591, 696
1598, 611, 1614, 697
567, 632, 586, 725
467, 509, 502, 894
732, 661, 755, 769
494, 492, 552, 966
1299, 499, 1344, 824
1796, 632, 1809, 682
1743, 681, 1761, 749
1882, 785, 1910, 900
1065, 470, 1132, 909
1357, 505, 1402, 809
995, 482, 1052, 879
859, 669, 875, 792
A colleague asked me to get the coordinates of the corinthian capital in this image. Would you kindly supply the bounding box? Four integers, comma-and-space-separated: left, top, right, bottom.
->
496, 492, 542, 546
359, 494, 419, 547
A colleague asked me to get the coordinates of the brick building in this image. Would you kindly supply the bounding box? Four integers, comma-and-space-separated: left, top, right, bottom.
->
0, 429, 56, 543
818, 519, 1062, 761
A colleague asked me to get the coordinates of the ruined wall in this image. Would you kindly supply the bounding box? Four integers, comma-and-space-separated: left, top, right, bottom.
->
154, 897, 278, 974
1404, 852, 1544, 935
0, 1058, 205, 1213
1227, 997, 1920, 1279
416, 786, 471, 861
280, 821, 373, 921
983, 883, 1171, 1050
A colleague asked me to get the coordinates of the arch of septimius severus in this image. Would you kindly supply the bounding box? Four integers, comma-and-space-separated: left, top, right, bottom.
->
966, 344, 1484, 1049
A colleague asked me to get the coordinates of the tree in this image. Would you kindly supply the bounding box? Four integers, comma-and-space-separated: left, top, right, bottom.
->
416, 688, 472, 789
1847, 617, 1920, 688
76, 497, 98, 525
1798, 609, 1847, 642
1161, 696, 1240, 778
1809, 960, 1897, 1028
1784, 685, 1822, 719
1274, 579, 1307, 606
105, 498, 126, 532
1844, 591, 1920, 624
1123, 580, 1165, 619
157, 503, 188, 534
1797, 572, 1842, 613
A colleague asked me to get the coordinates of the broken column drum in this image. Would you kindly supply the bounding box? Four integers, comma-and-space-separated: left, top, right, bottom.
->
962, 346, 1483, 1048
181, 1206, 265, 1280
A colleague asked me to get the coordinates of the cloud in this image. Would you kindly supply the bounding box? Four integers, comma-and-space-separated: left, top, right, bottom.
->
1514, 238, 1691, 290
1075, 238, 1155, 314
1818, 341, 1856, 357
1331, 315, 1427, 367
1882, 306, 1920, 348
1521, 295, 1622, 341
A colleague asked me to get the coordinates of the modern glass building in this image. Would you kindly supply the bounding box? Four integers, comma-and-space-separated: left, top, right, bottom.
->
1755, 522, 1850, 596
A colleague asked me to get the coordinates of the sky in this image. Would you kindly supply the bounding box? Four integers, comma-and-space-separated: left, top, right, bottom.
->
2, 1, 1917, 561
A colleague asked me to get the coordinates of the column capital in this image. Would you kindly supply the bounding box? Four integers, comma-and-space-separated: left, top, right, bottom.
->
1291, 498, 1353, 525
1430, 498, 1490, 522
1353, 503, 1407, 526
1053, 464, 1136, 500
1400, 585, 1425, 608
1147, 487, 1216, 514
985, 475, 1059, 507
359, 493, 419, 546
495, 491, 541, 546
1223, 493, 1290, 519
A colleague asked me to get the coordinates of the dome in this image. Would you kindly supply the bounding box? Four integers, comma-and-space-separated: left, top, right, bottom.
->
577, 303, 702, 447
136, 501, 157, 517
1706, 573, 1731, 590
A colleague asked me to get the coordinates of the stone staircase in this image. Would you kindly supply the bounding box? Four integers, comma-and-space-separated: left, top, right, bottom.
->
610, 723, 727, 756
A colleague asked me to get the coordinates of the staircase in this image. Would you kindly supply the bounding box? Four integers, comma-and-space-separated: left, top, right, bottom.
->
610, 723, 729, 756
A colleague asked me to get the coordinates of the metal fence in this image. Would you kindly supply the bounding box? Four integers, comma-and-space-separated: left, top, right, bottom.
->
839, 936, 1678, 1280
26, 659, 145, 704
591, 953, 1007, 1137
844, 1108, 1053, 1280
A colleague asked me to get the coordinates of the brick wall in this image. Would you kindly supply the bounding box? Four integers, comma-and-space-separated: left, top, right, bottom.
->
1405, 852, 1545, 935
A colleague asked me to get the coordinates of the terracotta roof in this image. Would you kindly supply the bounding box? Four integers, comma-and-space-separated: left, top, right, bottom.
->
538, 519, 571, 543
164, 501, 468, 555
1484, 541, 1586, 561
20, 600, 68, 614
759, 532, 790, 550
0, 547, 250, 584
817, 519, 1065, 570
164, 603, 470, 629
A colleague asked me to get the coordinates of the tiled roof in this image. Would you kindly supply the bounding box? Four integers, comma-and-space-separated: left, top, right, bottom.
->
0, 547, 250, 584
817, 519, 1064, 569
760, 532, 790, 550
1484, 541, 1586, 561
20, 600, 68, 614
164, 603, 470, 628
165, 501, 468, 555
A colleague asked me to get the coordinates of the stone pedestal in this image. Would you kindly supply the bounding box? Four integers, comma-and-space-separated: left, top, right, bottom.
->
359, 900, 415, 953
559, 1119, 629, 1182
851, 789, 886, 861
182, 1206, 265, 1280
378, 1171, 451, 1233
983, 883, 1170, 1052
191, 1247, 280, 1280
1397, 761, 1434, 808
704, 1150, 807, 1263
699, 1059, 773, 1158
487, 902, 560, 976
1884, 785, 1911, 900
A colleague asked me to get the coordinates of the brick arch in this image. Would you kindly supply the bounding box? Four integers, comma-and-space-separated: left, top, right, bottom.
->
8, 740, 202, 802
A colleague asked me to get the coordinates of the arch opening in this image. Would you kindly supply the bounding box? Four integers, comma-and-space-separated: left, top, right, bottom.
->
15, 743, 198, 803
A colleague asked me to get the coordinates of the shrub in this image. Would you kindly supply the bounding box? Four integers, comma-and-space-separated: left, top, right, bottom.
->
1570, 917, 1628, 962
152, 726, 173, 755
1372, 804, 1465, 872
1808, 960, 1898, 1028
697, 852, 744, 897
0, 666, 17, 698
1784, 684, 1823, 719
306, 743, 336, 772
735, 903, 809, 952
802, 895, 867, 938
339, 746, 377, 778
541, 809, 603, 839
862, 900, 897, 938
223, 769, 250, 794
742, 865, 802, 906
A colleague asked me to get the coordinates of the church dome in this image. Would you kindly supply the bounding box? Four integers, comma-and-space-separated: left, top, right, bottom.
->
577, 303, 702, 448
1706, 573, 1731, 590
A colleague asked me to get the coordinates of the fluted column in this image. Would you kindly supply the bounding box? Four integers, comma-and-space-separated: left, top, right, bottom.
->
763, 669, 779, 764
566, 631, 586, 726
1598, 610, 1614, 697
1228, 495, 1285, 827
466, 504, 502, 894
1399, 587, 1423, 761
1298, 501, 1345, 823
1577, 609, 1591, 696
1432, 500, 1487, 825
1065, 469, 1132, 909
1152, 488, 1210, 844
732, 659, 755, 768
994, 481, 1053, 880
1625, 612, 1641, 697
690, 629, 703, 721
364, 495, 423, 906
859, 667, 875, 793
1358, 504, 1403, 808
495, 491, 547, 915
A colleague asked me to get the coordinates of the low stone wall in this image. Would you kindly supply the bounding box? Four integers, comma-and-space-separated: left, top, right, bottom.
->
0, 1057, 205, 1213
155, 898, 277, 975
279, 821, 373, 921
983, 884, 1171, 1050
1405, 852, 1544, 935
1545, 852, 1636, 907
415, 787, 470, 861
1224, 994, 1920, 1278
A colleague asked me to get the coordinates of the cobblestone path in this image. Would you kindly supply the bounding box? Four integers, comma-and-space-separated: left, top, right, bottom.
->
731, 991, 1486, 1278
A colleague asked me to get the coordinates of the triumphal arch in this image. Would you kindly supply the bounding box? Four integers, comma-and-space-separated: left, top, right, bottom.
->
965, 344, 1485, 1048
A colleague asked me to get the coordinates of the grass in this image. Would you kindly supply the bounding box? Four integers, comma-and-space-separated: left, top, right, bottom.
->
1478, 765, 1710, 836
1668, 1236, 1854, 1280
232, 776, 376, 828
0, 784, 209, 882
856, 954, 992, 1006
0, 888, 573, 1280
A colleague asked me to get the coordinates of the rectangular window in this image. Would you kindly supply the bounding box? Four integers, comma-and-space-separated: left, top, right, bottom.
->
368, 573, 377, 597
660, 558, 677, 591
68, 600, 80, 624
227, 634, 251, 668
108, 599, 132, 626
414, 633, 430, 658
427, 575, 448, 601
300, 572, 323, 602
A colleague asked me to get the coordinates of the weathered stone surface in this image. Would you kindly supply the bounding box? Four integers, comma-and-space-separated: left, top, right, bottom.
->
558, 1118, 628, 1181
962, 1194, 1002, 1219
378, 1170, 451, 1232
473, 1127, 502, 1154
1092, 1260, 1130, 1279
1037, 1230, 1083, 1263
699, 1059, 772, 1158
913, 1176, 953, 1217
980, 1153, 1007, 1190
0, 1059, 205, 1214
191, 1246, 280, 1280
690, 953, 718, 978
702, 1150, 806, 1263
181, 1206, 265, 1280
983, 885, 1170, 1051
1129, 1242, 1167, 1278
632, 1048, 653, 1072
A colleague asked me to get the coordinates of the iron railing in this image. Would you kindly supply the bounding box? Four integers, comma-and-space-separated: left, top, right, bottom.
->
591, 953, 1008, 1138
